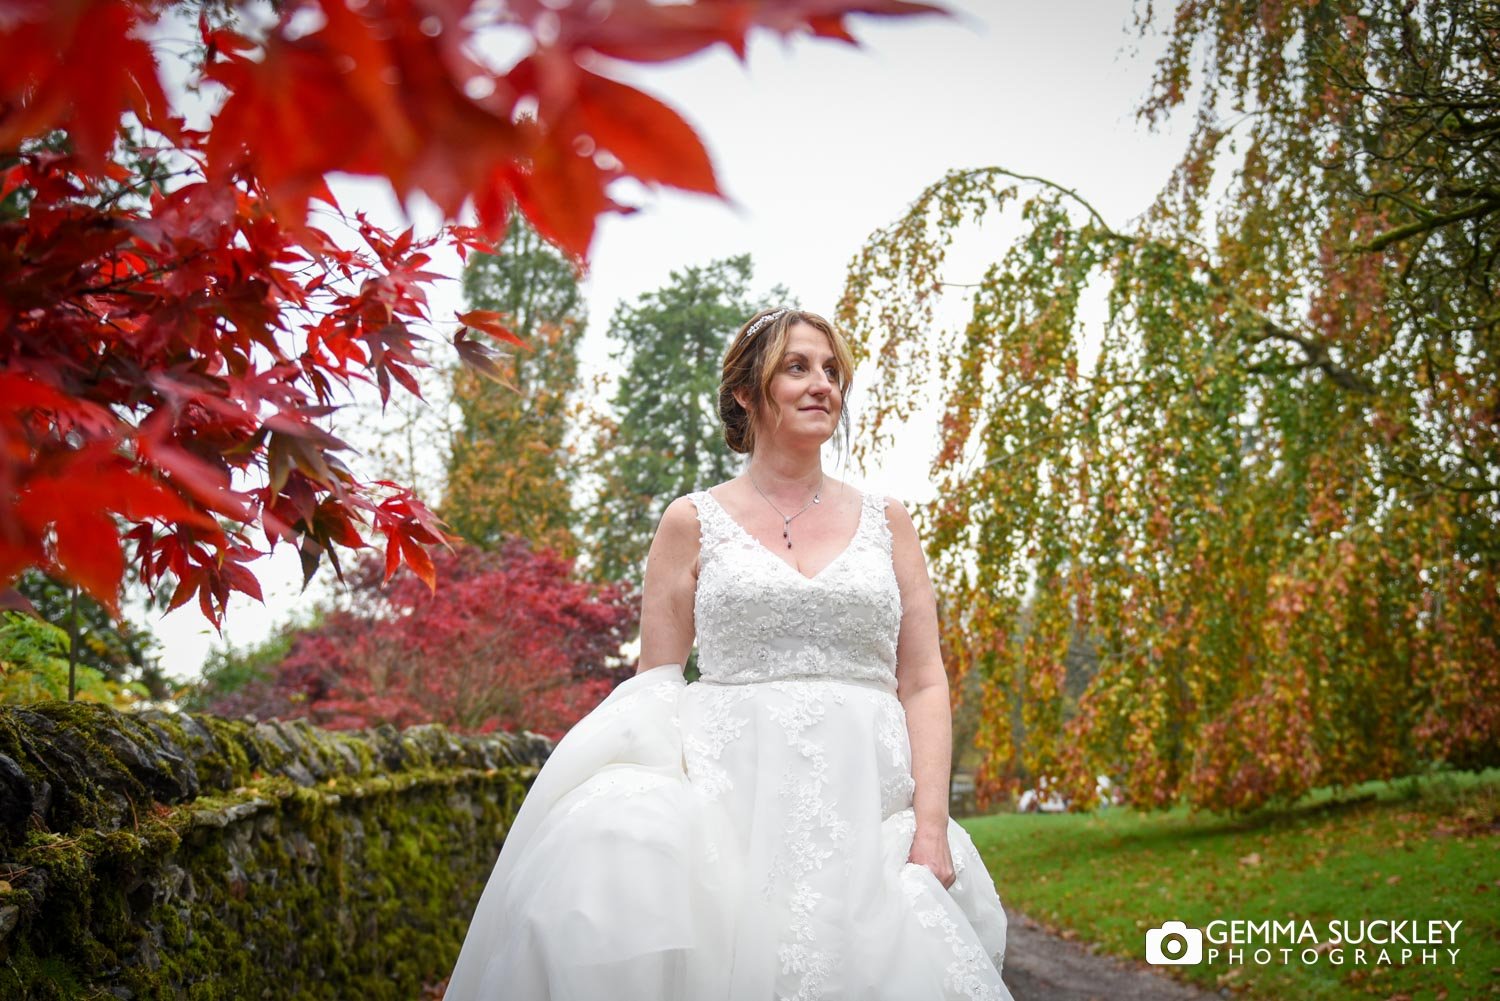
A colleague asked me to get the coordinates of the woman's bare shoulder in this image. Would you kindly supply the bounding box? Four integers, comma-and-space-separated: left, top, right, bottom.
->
658, 493, 704, 535
647, 496, 705, 581
876, 495, 932, 603
878, 493, 923, 541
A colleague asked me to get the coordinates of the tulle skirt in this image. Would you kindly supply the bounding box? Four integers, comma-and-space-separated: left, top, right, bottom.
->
444, 663, 1014, 1001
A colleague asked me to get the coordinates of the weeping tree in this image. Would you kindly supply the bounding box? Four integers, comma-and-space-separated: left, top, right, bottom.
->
839, 0, 1498, 813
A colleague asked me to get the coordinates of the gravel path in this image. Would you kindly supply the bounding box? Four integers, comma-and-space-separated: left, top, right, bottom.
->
1003, 907, 1225, 1001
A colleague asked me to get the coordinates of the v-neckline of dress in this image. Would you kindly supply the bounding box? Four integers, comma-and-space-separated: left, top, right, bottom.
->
703, 487, 867, 584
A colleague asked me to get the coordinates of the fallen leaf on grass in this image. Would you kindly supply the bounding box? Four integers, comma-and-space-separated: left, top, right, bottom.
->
1215, 967, 1243, 987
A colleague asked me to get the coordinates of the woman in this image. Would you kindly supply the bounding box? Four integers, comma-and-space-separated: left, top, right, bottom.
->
444, 307, 1015, 1000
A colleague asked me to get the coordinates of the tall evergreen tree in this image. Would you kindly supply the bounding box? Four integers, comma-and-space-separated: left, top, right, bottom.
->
586, 255, 785, 584
442, 216, 586, 557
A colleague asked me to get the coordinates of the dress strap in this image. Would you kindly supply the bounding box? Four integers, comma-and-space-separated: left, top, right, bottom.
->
686, 489, 733, 554
865, 490, 895, 558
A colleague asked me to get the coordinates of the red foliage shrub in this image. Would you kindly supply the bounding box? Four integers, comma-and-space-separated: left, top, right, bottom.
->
208, 538, 639, 739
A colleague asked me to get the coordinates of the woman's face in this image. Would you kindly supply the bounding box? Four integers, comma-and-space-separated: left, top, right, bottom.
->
738, 321, 842, 446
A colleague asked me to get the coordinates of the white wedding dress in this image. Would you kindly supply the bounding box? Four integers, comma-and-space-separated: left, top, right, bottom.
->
444, 488, 1015, 1000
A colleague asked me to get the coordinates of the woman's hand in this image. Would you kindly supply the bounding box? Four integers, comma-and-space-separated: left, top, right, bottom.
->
907, 823, 956, 889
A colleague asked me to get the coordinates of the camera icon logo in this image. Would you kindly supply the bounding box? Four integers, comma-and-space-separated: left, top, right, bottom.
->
1145, 920, 1203, 965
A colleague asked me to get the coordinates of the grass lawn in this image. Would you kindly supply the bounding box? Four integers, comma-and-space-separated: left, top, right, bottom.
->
959, 768, 1500, 1001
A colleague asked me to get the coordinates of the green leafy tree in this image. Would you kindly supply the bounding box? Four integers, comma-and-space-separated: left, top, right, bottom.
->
441, 216, 587, 558
586, 255, 784, 583
10, 570, 166, 699
839, 0, 1498, 814
0, 612, 147, 706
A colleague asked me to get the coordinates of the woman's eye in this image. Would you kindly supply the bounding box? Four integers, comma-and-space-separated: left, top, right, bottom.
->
786, 362, 835, 379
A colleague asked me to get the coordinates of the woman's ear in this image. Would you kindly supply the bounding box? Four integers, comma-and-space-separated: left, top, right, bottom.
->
733, 387, 749, 411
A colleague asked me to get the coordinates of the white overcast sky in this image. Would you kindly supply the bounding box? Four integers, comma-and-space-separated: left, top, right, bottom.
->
147, 0, 1194, 679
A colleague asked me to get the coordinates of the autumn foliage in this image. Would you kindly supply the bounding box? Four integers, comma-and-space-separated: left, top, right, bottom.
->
202, 539, 638, 738
0, 0, 942, 622
840, 1, 1498, 813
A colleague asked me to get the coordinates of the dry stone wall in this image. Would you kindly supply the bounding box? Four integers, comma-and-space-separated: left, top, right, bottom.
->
0, 701, 551, 1000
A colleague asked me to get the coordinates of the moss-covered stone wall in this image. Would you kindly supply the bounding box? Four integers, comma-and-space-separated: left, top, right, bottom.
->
0, 701, 552, 1000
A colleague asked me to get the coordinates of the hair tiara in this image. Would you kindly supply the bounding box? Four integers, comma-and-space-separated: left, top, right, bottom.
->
742, 307, 791, 342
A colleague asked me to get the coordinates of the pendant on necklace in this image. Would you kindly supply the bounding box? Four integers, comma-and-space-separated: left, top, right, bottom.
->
783, 518, 792, 548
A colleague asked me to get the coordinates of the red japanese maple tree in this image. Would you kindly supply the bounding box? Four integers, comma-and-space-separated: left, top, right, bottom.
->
0, 0, 943, 623
205, 539, 638, 738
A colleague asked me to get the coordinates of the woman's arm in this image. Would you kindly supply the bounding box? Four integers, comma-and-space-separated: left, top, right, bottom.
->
636, 496, 701, 674
887, 495, 957, 887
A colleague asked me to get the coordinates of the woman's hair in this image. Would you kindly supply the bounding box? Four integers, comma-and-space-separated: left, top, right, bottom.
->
719, 307, 855, 456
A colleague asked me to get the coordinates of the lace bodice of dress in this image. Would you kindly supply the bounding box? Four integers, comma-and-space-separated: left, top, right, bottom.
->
687, 487, 904, 688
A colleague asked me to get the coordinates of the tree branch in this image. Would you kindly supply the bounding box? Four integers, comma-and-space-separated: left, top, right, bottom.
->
1245, 319, 1379, 395
958, 167, 1132, 242
1356, 196, 1500, 253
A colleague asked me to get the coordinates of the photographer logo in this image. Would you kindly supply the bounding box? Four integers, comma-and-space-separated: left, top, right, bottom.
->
1145, 921, 1203, 965
1141, 918, 1462, 968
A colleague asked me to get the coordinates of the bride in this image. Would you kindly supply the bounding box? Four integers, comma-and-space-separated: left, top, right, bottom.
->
443, 307, 1015, 1000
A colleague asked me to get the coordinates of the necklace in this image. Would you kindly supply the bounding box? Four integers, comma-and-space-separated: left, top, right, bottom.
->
747, 469, 824, 549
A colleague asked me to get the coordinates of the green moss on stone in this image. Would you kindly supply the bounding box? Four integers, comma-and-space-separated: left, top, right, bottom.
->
0, 702, 544, 999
